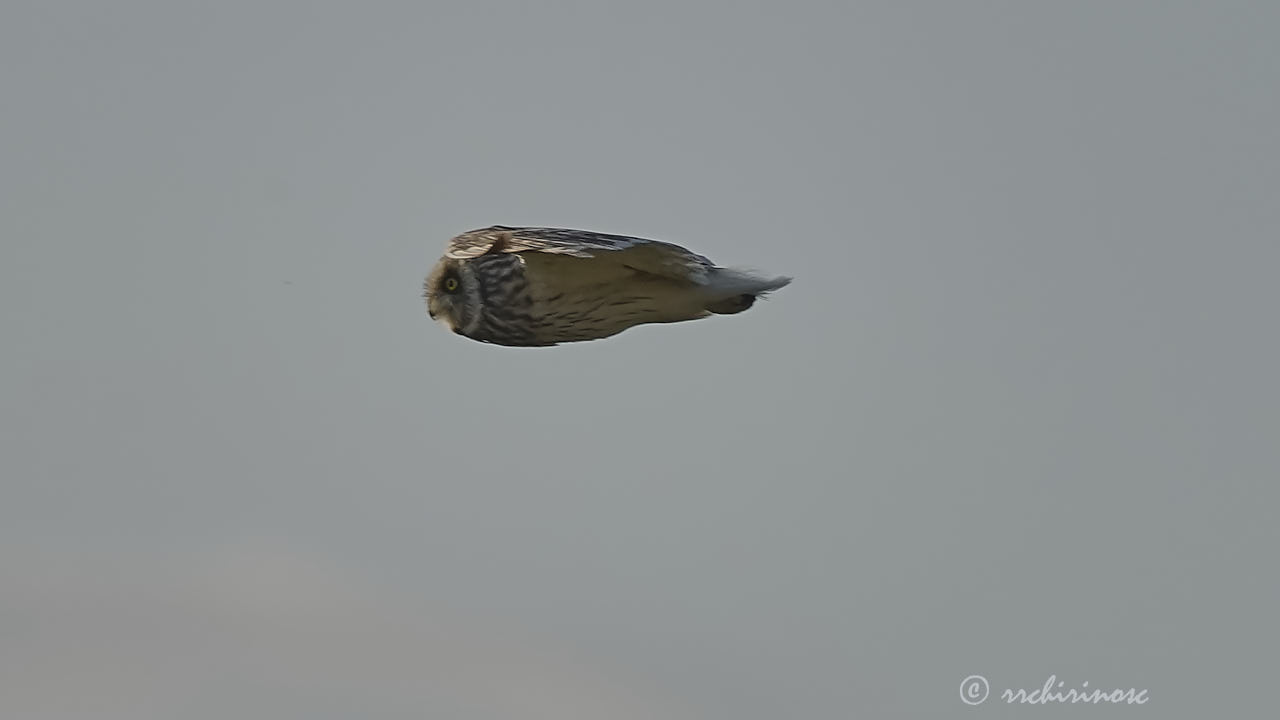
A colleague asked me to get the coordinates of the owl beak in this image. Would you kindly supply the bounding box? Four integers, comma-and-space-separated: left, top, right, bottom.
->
427, 307, 437, 320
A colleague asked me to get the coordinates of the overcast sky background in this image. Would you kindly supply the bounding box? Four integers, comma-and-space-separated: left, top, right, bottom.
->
3, 2, 1277, 718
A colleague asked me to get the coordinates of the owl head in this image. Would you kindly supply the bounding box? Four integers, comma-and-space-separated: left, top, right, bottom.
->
423, 257, 481, 336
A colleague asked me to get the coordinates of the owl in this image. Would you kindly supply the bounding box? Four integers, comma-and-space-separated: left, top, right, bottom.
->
423, 225, 791, 346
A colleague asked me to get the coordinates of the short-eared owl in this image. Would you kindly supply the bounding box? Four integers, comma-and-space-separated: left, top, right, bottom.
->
423, 226, 791, 346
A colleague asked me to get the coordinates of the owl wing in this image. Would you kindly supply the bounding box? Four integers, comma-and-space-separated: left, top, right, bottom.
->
445, 226, 715, 285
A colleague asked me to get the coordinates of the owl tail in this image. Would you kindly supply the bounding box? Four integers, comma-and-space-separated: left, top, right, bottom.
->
703, 269, 792, 315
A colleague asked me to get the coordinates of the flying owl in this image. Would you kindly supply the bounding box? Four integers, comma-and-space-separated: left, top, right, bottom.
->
423, 225, 791, 346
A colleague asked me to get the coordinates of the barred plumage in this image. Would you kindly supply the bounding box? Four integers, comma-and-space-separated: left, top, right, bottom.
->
423, 225, 791, 347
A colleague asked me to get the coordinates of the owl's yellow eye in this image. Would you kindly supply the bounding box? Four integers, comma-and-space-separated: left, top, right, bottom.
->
444, 277, 459, 292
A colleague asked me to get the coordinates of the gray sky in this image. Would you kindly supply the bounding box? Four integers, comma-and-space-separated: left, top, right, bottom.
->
2, 1, 1277, 717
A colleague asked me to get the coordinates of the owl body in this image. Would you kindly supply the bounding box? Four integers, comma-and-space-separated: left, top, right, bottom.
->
424, 226, 790, 346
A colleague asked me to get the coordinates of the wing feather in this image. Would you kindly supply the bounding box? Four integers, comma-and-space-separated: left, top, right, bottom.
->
445, 226, 714, 284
